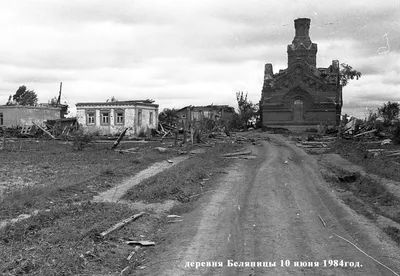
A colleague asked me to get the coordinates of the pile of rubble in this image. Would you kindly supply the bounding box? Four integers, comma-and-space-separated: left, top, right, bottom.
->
1, 118, 78, 140
295, 135, 336, 153
340, 116, 400, 145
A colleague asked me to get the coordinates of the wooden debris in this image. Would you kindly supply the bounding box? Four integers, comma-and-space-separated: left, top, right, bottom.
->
120, 266, 130, 275
318, 214, 326, 227
381, 139, 392, 145
100, 212, 146, 238
385, 152, 400, 158
127, 251, 136, 261
167, 215, 181, 218
125, 240, 155, 246
353, 129, 377, 138
156, 147, 168, 153
32, 122, 55, 139
222, 150, 252, 157
111, 128, 128, 150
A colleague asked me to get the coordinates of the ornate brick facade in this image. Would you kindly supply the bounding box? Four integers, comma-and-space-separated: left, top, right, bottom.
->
260, 18, 342, 128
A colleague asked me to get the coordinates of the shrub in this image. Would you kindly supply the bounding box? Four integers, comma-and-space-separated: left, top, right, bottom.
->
72, 131, 94, 151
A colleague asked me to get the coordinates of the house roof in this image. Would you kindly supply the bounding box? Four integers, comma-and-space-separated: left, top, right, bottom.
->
76, 100, 158, 108
0, 105, 63, 110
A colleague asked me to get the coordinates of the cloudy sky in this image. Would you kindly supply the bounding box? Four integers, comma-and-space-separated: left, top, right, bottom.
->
0, 0, 398, 117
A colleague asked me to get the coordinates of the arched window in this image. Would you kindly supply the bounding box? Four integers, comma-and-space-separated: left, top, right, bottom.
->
294, 99, 303, 107
293, 99, 304, 121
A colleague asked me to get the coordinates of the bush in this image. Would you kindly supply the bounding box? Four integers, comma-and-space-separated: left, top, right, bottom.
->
72, 131, 94, 151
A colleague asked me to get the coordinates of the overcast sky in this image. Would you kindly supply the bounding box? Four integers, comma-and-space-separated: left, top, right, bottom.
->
0, 0, 398, 117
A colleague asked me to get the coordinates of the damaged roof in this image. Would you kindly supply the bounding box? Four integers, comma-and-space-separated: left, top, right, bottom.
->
76, 100, 158, 107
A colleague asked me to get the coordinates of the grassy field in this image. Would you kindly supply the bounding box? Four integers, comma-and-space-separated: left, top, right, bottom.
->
0, 139, 176, 219
0, 137, 241, 275
327, 139, 400, 245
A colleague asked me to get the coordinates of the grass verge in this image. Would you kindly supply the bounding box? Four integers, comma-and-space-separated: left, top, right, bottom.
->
123, 143, 241, 204
331, 139, 400, 181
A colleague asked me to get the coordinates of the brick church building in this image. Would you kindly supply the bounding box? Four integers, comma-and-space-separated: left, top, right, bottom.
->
260, 18, 342, 130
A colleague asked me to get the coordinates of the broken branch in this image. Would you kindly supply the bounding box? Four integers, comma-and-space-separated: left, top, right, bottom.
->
100, 212, 146, 238
318, 214, 326, 227
111, 128, 128, 150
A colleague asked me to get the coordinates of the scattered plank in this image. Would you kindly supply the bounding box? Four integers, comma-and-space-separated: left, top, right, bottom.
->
126, 251, 136, 261
353, 129, 377, 138
120, 266, 130, 275
125, 240, 155, 246
384, 152, 400, 158
32, 122, 55, 139
167, 215, 181, 218
318, 214, 326, 227
100, 212, 146, 238
222, 150, 252, 157
111, 128, 128, 150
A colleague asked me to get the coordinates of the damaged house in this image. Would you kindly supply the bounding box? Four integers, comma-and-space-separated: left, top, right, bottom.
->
176, 105, 235, 123
76, 100, 158, 136
0, 104, 67, 127
260, 18, 342, 130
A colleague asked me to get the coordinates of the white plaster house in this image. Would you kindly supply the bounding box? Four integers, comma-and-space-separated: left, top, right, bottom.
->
75, 100, 158, 136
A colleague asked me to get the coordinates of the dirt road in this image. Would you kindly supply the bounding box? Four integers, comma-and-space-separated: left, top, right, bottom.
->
138, 134, 400, 276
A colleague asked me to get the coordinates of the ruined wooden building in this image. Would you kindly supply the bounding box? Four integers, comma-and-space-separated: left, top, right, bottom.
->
260, 18, 342, 130
76, 100, 158, 136
176, 105, 235, 124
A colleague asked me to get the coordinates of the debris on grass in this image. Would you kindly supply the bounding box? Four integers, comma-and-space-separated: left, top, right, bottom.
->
156, 147, 168, 153
125, 240, 155, 246
222, 150, 252, 157
110, 128, 128, 150
100, 212, 146, 238
318, 214, 326, 227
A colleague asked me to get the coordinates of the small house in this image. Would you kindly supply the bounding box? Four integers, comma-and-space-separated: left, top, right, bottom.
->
75, 100, 158, 136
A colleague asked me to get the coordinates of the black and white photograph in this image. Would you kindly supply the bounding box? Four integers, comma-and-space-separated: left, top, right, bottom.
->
0, 1, 400, 275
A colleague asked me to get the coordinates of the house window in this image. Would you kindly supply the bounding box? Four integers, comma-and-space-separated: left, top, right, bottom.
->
137, 109, 142, 126
101, 111, 110, 125
149, 112, 153, 125
0, 113, 3, 125
87, 111, 95, 125
115, 110, 124, 125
